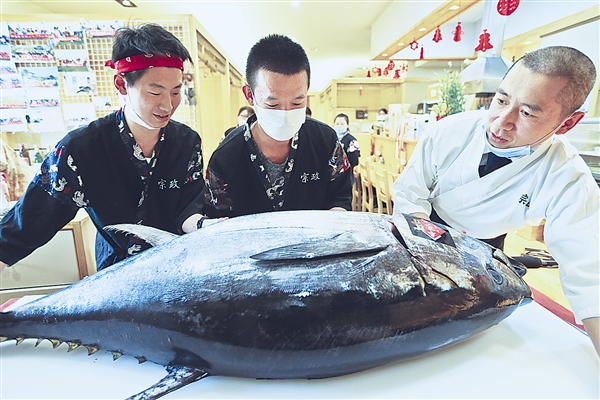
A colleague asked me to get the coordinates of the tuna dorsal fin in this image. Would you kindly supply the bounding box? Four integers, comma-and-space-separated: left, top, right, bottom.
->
251, 233, 388, 261
126, 366, 208, 400
105, 224, 178, 248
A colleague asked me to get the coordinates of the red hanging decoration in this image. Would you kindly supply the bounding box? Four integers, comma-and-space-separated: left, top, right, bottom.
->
393, 69, 401, 79
474, 29, 493, 52
383, 68, 389, 76
432, 26, 442, 43
371, 66, 382, 77
452, 21, 464, 42
419, 46, 424, 60
409, 39, 419, 50
366, 70, 371, 78
497, 0, 520, 16
387, 60, 395, 71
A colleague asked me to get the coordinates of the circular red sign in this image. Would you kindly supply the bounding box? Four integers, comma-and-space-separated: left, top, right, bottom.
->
497, 0, 520, 16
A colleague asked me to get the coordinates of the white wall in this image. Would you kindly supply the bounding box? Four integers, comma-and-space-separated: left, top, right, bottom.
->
371, 1, 444, 57
504, 0, 595, 39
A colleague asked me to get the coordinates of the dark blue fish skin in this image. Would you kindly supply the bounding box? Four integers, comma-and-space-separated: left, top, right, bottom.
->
0, 211, 531, 380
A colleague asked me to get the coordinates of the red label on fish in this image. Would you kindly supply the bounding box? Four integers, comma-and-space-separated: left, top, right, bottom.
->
415, 218, 446, 241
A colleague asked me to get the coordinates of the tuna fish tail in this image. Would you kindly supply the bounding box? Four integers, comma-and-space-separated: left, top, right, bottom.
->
126, 366, 209, 400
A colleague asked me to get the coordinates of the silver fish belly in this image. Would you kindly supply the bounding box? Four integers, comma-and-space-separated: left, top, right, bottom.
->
0, 210, 532, 398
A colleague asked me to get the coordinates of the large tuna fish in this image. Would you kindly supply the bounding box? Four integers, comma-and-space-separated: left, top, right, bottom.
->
0, 211, 531, 399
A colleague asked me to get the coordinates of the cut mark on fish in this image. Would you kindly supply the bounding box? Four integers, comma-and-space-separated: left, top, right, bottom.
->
251, 233, 388, 261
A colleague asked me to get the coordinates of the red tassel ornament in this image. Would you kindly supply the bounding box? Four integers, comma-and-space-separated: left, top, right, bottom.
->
432, 26, 442, 43
452, 21, 464, 42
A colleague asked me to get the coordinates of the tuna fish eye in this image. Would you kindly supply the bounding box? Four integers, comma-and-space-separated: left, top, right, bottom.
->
486, 267, 504, 284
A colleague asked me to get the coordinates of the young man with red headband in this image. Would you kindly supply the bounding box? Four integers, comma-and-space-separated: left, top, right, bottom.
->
0, 24, 211, 272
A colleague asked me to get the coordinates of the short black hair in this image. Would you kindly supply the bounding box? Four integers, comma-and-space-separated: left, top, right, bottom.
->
245, 34, 311, 90
237, 106, 254, 117
512, 46, 596, 117
335, 113, 349, 124
112, 23, 192, 86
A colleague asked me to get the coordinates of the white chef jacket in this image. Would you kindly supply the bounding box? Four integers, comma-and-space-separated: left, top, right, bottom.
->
392, 110, 600, 322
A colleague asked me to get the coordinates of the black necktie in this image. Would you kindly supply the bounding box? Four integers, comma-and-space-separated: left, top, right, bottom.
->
479, 153, 512, 177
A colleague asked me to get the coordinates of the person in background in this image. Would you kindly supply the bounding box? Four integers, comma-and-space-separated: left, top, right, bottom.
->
223, 106, 254, 138
333, 113, 360, 170
0, 172, 10, 212
374, 108, 389, 135
0, 139, 31, 203
391, 46, 599, 355
0, 23, 213, 273
306, 106, 312, 117
203, 34, 352, 218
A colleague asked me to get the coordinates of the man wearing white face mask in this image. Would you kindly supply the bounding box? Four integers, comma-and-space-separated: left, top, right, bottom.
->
203, 34, 352, 217
391, 46, 600, 355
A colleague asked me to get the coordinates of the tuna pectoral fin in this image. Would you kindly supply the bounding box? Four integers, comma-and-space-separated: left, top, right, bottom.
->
126, 366, 208, 400
105, 224, 179, 248
251, 233, 388, 261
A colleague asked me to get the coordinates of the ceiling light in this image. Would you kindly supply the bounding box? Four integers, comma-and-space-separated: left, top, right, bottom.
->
418, 27, 427, 32
524, 41, 533, 45
382, 53, 388, 57
397, 42, 404, 46
449, 5, 459, 10
115, 0, 137, 7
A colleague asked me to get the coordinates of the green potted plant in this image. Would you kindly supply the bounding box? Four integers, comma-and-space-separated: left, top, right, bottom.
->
431, 70, 465, 120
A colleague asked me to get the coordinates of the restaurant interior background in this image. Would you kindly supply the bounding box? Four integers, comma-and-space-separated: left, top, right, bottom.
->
0, 1, 598, 303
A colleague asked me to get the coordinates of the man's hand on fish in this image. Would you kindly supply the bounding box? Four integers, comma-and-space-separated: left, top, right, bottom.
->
182, 214, 228, 233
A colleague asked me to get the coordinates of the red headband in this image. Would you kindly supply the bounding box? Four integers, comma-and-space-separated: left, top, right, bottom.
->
105, 53, 184, 74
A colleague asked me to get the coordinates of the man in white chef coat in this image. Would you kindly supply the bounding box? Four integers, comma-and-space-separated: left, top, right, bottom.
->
391, 46, 599, 355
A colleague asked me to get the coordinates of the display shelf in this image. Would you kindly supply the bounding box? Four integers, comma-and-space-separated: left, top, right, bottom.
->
1, 17, 197, 150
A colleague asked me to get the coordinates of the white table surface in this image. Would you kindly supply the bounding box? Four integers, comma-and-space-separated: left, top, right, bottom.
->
1, 299, 598, 399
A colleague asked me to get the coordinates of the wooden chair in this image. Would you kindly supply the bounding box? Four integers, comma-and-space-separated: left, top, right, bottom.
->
374, 169, 391, 215
351, 166, 362, 211
368, 161, 382, 213
359, 159, 374, 213
386, 171, 399, 215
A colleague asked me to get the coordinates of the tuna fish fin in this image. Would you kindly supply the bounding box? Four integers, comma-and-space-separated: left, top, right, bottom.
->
251, 233, 388, 261
104, 224, 178, 248
126, 366, 208, 400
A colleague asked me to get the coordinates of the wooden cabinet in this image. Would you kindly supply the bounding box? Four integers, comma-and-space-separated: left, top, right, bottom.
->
0, 208, 96, 303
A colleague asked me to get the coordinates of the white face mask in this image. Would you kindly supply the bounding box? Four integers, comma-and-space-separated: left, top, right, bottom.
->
485, 140, 532, 158
124, 101, 161, 131
334, 126, 347, 136
253, 102, 306, 141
